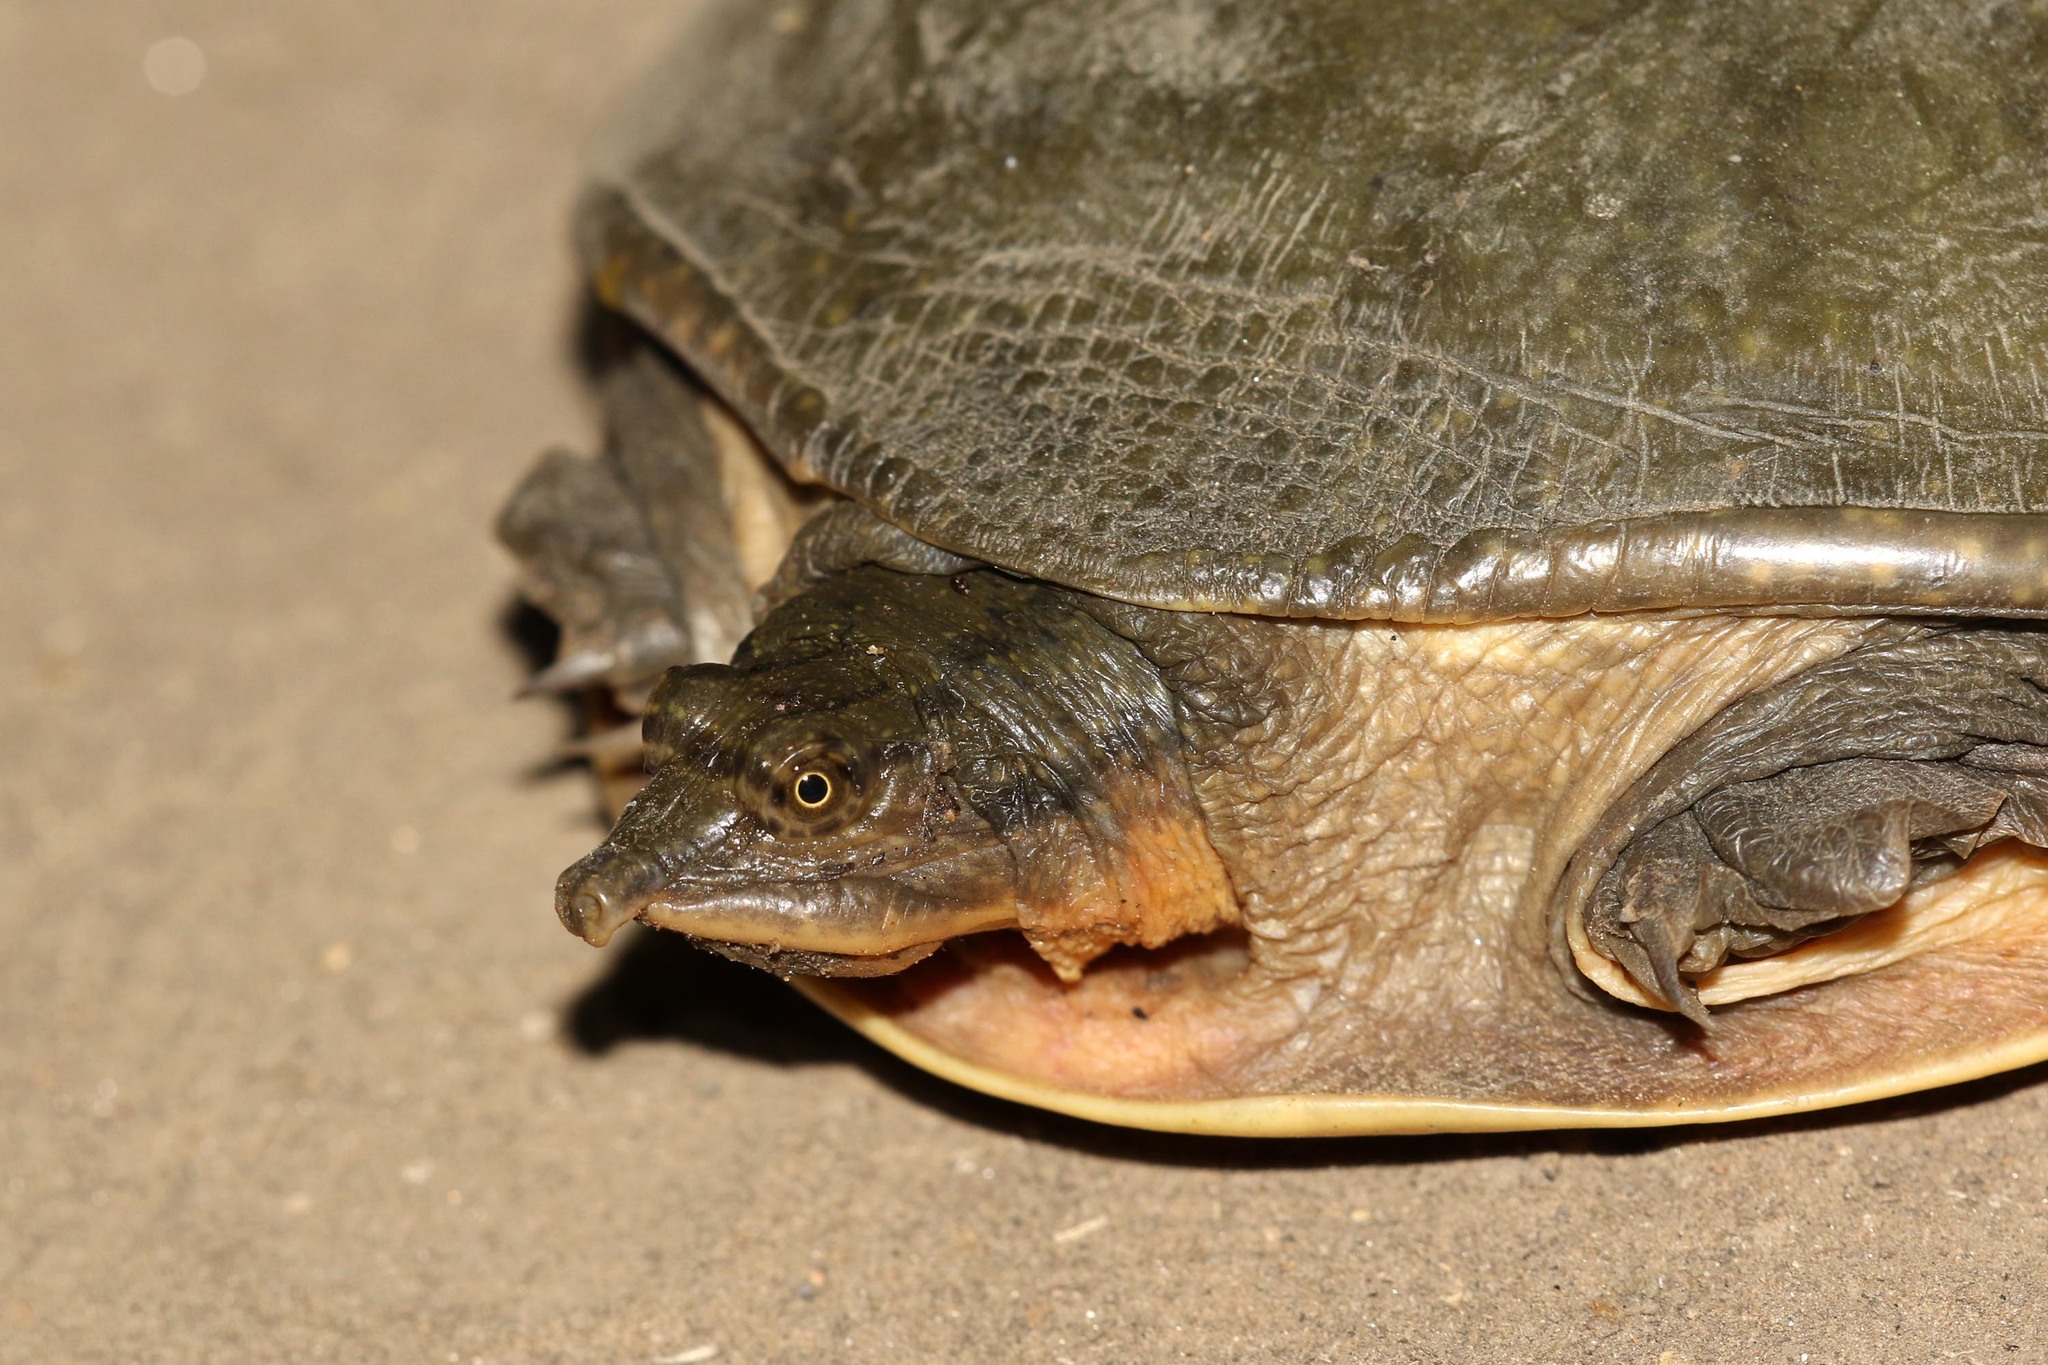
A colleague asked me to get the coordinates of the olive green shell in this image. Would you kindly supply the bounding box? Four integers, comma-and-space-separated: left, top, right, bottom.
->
585, 0, 2048, 620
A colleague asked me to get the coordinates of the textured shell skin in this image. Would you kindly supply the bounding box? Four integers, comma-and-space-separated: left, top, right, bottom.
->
585, 0, 2048, 619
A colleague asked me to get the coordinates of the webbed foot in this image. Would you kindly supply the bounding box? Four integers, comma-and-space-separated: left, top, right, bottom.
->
1578, 628, 2048, 1020
498, 348, 758, 702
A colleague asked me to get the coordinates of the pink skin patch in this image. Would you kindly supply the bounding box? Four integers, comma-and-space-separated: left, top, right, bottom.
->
840, 929, 1297, 1101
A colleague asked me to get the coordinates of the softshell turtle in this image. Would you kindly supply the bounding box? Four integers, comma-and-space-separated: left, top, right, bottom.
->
502, 0, 2048, 1134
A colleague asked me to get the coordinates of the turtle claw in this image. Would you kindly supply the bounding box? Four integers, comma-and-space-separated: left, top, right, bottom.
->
556, 719, 645, 765
1601, 814, 1716, 1026
498, 444, 691, 692
1588, 748, 2048, 1022
500, 347, 764, 698
1628, 912, 1711, 1028
520, 648, 622, 696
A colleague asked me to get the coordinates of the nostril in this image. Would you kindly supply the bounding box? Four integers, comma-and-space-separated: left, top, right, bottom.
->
566, 890, 607, 933
554, 855, 650, 947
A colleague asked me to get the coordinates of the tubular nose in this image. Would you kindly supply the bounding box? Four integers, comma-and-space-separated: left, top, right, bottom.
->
554, 848, 660, 947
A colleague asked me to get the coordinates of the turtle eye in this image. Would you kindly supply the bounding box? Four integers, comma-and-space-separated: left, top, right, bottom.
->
792, 769, 834, 809
742, 736, 870, 837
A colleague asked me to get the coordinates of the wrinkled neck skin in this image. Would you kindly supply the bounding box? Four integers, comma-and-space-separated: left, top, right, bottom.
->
1090, 599, 1899, 1034
855, 572, 1242, 978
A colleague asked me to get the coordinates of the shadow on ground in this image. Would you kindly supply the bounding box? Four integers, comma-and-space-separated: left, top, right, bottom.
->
566, 923, 871, 1066
560, 924, 2048, 1171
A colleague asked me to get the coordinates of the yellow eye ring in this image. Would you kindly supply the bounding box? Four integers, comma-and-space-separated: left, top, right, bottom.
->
741, 735, 869, 837
793, 770, 834, 809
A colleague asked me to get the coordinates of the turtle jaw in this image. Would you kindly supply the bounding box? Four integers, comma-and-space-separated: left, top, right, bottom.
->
554, 840, 1025, 973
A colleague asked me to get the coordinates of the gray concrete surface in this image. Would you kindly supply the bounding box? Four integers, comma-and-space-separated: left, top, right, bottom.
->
3, 2, 2045, 1360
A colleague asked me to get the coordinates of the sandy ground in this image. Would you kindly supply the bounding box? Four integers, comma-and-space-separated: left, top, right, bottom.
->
4, 3, 2047, 1361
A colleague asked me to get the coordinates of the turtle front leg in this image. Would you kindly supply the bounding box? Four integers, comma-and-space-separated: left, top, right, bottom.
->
1589, 760, 2046, 1022
757, 502, 983, 613
498, 348, 762, 702
1574, 628, 2048, 1021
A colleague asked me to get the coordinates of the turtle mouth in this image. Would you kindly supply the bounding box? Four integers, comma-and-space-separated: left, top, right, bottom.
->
554, 832, 1025, 972
684, 935, 945, 978
628, 878, 1021, 963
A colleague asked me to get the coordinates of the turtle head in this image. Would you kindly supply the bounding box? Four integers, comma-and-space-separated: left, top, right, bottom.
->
554, 567, 1237, 979
553, 616, 1022, 976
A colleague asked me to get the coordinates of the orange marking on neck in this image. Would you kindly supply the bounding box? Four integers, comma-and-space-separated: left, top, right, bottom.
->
1021, 773, 1240, 982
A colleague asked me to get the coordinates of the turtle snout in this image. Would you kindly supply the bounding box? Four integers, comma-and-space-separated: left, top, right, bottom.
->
555, 846, 663, 947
